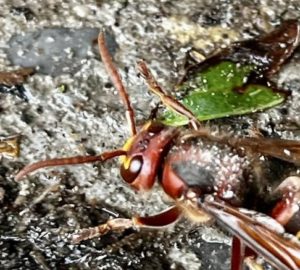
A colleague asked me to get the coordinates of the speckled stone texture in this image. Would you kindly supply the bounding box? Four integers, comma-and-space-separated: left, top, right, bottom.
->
0, 1, 299, 269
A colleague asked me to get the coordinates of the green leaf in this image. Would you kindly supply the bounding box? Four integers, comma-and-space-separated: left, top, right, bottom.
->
161, 61, 285, 126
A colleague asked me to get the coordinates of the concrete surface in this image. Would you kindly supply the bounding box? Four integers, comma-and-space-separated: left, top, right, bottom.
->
0, 0, 300, 269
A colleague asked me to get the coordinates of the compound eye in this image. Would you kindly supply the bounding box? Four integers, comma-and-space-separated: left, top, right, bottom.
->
120, 155, 143, 183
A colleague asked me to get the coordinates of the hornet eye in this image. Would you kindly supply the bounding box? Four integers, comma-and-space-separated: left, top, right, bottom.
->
120, 156, 143, 183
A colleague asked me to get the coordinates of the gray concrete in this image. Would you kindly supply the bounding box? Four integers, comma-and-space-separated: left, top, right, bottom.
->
0, 1, 299, 269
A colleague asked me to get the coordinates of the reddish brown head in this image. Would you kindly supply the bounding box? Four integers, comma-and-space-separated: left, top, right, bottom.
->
120, 121, 179, 191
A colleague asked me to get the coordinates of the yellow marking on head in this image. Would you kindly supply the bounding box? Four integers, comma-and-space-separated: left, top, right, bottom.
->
123, 156, 132, 170
122, 121, 152, 153
120, 121, 152, 165
122, 136, 135, 152
141, 120, 152, 131
297, 231, 300, 240
120, 136, 135, 165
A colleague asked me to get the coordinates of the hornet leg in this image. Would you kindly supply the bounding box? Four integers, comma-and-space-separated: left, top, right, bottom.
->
72, 205, 182, 244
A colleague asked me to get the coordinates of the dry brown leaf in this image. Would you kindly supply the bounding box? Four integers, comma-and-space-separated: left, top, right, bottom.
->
0, 135, 21, 158
0, 68, 35, 86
